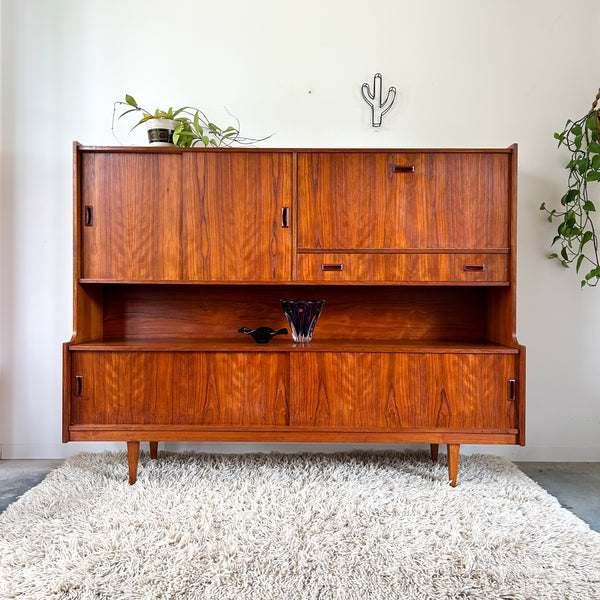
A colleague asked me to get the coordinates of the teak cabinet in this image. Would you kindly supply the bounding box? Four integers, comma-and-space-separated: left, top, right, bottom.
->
64, 144, 525, 485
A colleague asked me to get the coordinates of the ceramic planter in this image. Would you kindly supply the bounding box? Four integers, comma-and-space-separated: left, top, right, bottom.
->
145, 118, 180, 146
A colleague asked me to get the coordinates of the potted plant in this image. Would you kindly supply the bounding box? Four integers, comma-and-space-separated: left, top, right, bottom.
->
540, 89, 600, 287
112, 94, 271, 148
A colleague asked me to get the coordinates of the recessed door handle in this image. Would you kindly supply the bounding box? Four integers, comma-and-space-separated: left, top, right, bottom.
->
463, 264, 486, 272
322, 264, 343, 272
84, 205, 93, 226
508, 379, 516, 401
281, 207, 290, 228
75, 375, 83, 397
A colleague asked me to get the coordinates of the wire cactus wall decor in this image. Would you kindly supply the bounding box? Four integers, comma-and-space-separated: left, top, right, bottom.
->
361, 73, 396, 127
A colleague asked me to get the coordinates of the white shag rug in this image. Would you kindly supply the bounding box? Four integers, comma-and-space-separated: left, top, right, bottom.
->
1, 451, 599, 600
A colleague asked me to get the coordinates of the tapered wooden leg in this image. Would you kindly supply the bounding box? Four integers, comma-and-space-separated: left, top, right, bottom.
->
430, 443, 439, 462
149, 441, 158, 460
127, 441, 140, 485
447, 443, 460, 487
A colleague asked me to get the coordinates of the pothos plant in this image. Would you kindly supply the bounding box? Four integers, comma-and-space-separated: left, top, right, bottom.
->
112, 94, 269, 148
540, 90, 600, 287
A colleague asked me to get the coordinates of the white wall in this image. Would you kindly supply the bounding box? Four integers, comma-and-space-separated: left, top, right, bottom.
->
1, 0, 599, 460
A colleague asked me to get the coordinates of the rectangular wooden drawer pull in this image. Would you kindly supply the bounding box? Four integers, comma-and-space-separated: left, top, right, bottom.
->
392, 165, 415, 174
321, 264, 343, 271
463, 264, 486, 272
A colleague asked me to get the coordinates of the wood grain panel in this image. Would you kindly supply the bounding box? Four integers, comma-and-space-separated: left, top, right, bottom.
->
182, 152, 293, 281
81, 153, 183, 280
290, 353, 518, 430
71, 352, 289, 426
297, 152, 510, 250
296, 253, 509, 283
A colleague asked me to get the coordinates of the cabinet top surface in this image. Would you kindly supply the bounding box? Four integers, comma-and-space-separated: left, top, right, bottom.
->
75, 142, 517, 154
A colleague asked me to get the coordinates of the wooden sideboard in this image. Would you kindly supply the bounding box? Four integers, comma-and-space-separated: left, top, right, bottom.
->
63, 143, 525, 485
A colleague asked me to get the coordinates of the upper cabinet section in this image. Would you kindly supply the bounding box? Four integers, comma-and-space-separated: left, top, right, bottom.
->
81, 153, 183, 280
181, 152, 292, 281
76, 146, 515, 284
79, 149, 293, 282
297, 152, 511, 251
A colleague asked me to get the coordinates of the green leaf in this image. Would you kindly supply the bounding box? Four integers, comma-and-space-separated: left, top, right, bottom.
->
539, 202, 546, 210
572, 124, 583, 136
125, 94, 137, 107
586, 171, 600, 182
561, 247, 569, 260
578, 158, 590, 172
575, 134, 583, 149
582, 231, 593, 244
583, 200, 596, 211
561, 189, 579, 205
588, 141, 600, 154
118, 108, 139, 120
592, 155, 600, 170
587, 115, 599, 131
548, 252, 558, 259
576, 254, 585, 272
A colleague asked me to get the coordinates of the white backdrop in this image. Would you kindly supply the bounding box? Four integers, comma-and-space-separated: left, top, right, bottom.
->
1, 0, 599, 460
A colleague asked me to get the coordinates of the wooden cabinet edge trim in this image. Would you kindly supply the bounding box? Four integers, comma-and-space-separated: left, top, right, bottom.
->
67, 342, 521, 353
296, 249, 511, 254
68, 426, 519, 444
74, 143, 517, 155
78, 279, 511, 287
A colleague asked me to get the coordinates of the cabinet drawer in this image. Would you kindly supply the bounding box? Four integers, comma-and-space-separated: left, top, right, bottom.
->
290, 353, 519, 430
70, 352, 289, 426
296, 253, 509, 283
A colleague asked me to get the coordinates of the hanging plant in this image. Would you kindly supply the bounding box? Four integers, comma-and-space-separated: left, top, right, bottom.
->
540, 88, 600, 287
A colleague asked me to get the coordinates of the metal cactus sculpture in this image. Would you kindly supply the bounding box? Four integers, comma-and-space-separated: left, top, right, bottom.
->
361, 73, 396, 127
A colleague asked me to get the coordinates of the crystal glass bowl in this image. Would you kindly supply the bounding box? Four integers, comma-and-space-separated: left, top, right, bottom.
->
280, 300, 325, 343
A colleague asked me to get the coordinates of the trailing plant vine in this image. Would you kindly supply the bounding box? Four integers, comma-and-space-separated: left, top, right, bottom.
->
540, 89, 600, 287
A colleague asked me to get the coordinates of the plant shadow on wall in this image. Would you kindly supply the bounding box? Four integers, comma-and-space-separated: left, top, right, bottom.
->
540, 88, 600, 287
112, 94, 272, 148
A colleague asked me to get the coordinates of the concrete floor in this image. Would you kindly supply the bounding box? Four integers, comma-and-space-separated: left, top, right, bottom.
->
516, 462, 600, 533
0, 460, 65, 514
0, 459, 598, 533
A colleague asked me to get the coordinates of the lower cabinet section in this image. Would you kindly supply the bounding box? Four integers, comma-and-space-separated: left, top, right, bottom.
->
290, 353, 518, 430
68, 348, 522, 485
70, 350, 518, 432
71, 352, 289, 426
